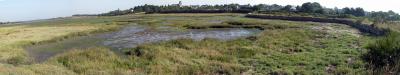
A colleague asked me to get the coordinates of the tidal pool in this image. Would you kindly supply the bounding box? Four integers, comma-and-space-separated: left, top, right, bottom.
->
25, 25, 262, 62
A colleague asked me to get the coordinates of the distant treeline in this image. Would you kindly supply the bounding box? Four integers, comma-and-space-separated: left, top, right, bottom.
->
72, 14, 98, 16
246, 14, 387, 36
98, 2, 400, 22
0, 22, 16, 25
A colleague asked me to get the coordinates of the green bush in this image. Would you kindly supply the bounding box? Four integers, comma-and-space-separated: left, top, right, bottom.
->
364, 31, 400, 69
48, 47, 132, 74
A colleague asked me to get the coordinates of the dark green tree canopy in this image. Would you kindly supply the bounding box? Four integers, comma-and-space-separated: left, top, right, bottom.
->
299, 2, 323, 13
97, 2, 400, 22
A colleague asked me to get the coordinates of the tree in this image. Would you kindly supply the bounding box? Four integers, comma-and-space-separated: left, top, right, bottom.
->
281, 5, 294, 12
367, 10, 400, 22
98, 1, 400, 22
354, 7, 366, 16
253, 4, 266, 11
342, 7, 352, 14
333, 7, 341, 14
322, 8, 336, 15
342, 7, 365, 17
299, 2, 323, 13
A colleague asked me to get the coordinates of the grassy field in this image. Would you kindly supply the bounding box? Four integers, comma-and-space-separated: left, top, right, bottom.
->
0, 14, 373, 75
0, 16, 131, 64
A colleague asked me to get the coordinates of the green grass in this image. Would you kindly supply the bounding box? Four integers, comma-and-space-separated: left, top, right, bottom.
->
43, 28, 367, 74
120, 28, 366, 74
0, 16, 129, 64
47, 47, 132, 75
0, 13, 372, 75
364, 31, 400, 74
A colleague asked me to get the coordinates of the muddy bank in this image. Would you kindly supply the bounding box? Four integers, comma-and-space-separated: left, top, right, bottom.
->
101, 26, 261, 49
25, 25, 262, 62
245, 14, 387, 36
184, 25, 265, 30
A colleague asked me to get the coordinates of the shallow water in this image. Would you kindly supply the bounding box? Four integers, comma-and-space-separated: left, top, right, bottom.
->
101, 26, 261, 49
25, 25, 262, 62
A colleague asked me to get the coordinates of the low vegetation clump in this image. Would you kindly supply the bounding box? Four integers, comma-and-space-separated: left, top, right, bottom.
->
364, 31, 400, 74
0, 63, 76, 75
48, 47, 133, 75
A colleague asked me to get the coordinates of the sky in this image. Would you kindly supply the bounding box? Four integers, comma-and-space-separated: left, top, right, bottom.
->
0, 0, 399, 22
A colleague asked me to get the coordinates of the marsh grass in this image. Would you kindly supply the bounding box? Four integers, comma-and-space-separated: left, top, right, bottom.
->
375, 22, 400, 32
47, 47, 133, 75
0, 16, 127, 65
0, 14, 371, 75
108, 27, 366, 74
364, 31, 400, 74
0, 63, 77, 75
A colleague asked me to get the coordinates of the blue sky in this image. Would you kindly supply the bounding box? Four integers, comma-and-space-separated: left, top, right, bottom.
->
0, 0, 399, 22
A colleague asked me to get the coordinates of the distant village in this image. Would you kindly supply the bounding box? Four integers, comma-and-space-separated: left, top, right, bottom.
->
75, 1, 252, 16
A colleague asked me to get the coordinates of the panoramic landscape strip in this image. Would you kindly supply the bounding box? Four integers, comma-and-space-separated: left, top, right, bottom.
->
1, 1, 400, 75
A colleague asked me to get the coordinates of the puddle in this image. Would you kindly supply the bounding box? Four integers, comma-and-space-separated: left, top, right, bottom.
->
25, 25, 262, 62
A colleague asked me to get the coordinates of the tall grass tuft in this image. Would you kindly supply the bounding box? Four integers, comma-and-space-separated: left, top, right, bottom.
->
364, 31, 400, 74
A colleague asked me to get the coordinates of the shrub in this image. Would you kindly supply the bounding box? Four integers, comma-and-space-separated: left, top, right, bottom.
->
364, 31, 400, 73
48, 47, 131, 74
